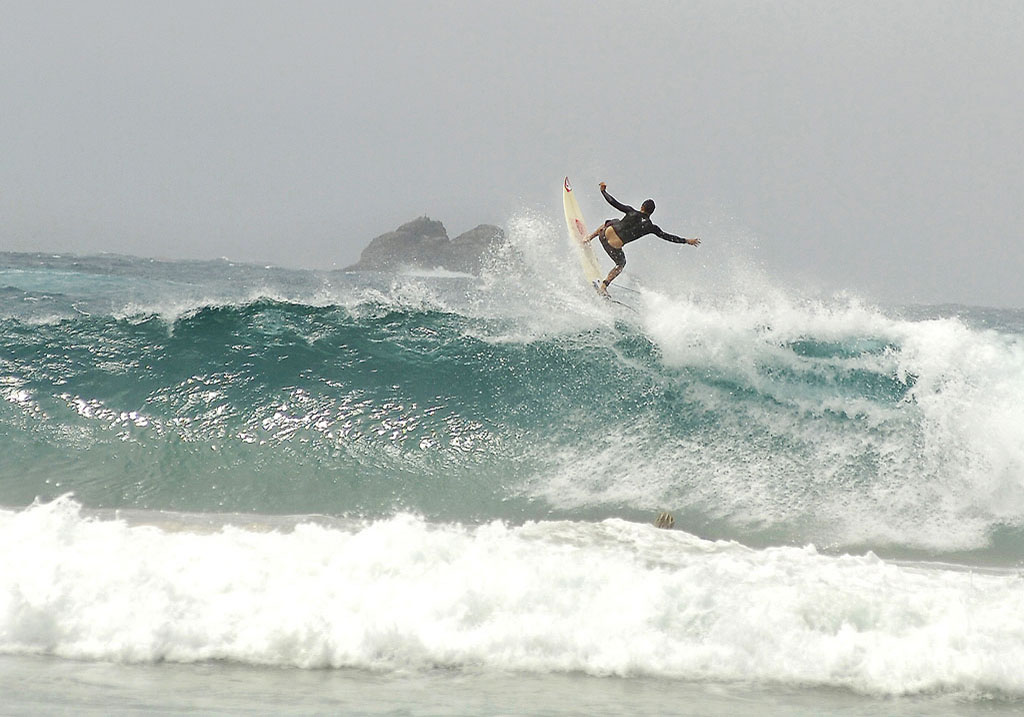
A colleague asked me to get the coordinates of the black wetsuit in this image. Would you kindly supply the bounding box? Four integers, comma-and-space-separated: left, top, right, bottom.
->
599, 188, 687, 268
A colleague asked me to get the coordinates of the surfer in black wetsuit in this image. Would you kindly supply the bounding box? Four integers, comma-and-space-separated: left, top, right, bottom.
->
584, 182, 700, 294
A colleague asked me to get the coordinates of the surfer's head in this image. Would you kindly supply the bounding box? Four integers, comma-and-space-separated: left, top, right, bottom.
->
641, 199, 655, 214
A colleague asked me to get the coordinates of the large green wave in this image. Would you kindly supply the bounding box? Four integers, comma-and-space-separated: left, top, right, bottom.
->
0, 298, 917, 528
2, 249, 1023, 553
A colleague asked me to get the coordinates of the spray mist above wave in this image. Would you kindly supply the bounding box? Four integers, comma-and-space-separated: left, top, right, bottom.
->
0, 228, 619, 335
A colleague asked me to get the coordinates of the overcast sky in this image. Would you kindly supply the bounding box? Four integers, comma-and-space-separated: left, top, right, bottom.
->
2, 1, 1023, 307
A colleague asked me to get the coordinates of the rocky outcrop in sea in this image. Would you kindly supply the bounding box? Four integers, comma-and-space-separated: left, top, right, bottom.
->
344, 217, 507, 274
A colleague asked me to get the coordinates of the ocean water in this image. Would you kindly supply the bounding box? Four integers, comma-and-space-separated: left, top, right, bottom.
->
3, 221, 1024, 714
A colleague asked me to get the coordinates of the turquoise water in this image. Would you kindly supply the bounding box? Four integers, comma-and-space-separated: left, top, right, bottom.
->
2, 245, 1024, 713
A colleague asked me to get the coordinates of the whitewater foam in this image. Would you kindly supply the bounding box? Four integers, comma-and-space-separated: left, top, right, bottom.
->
3, 497, 1024, 698
629, 288, 1023, 547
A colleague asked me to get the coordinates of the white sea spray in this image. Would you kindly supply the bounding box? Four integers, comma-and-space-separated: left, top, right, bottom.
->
2, 497, 1024, 697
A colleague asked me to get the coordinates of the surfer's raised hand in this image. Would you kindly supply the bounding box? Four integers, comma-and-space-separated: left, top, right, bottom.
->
687, 237, 701, 246
599, 182, 607, 192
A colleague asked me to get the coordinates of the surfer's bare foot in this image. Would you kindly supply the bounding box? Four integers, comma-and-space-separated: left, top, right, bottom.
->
593, 280, 609, 296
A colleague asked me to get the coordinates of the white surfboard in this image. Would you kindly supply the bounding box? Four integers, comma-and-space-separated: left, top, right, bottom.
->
562, 177, 603, 284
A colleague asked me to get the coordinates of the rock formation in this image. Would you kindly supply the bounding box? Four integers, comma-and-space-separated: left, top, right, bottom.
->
344, 217, 506, 274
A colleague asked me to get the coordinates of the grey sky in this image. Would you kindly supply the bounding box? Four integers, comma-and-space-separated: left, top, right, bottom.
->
2, 1, 1023, 307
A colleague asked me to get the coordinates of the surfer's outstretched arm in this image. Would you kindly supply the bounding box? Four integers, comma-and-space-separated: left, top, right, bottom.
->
599, 183, 634, 213
654, 226, 700, 246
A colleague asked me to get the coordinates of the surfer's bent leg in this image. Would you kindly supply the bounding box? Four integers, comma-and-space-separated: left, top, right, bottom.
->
586, 219, 613, 243
599, 234, 626, 286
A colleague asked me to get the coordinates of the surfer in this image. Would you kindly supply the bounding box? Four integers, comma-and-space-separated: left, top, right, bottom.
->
584, 182, 700, 293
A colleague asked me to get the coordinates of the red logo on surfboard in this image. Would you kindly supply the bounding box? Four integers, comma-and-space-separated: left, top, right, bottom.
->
575, 219, 586, 235
564, 177, 572, 192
